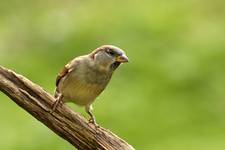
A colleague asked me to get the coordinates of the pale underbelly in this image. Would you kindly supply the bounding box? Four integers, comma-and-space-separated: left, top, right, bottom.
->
61, 81, 104, 106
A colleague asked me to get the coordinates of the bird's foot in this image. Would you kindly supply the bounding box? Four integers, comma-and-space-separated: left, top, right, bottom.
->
88, 117, 100, 128
50, 98, 62, 113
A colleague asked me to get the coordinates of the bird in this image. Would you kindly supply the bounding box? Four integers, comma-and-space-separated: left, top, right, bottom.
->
52, 45, 129, 125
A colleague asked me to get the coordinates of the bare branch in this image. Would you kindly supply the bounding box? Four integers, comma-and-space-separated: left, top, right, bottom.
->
0, 66, 134, 150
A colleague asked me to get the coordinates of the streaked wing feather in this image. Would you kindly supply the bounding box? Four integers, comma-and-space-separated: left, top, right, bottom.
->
56, 59, 79, 86
56, 66, 69, 86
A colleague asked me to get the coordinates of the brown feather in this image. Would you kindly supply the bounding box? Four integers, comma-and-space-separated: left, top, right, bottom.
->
56, 66, 69, 86
89, 47, 104, 59
56, 59, 80, 86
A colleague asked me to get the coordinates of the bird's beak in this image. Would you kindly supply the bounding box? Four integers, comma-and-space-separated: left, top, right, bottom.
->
116, 54, 129, 63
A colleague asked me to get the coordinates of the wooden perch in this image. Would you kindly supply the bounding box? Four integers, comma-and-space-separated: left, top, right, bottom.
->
0, 66, 134, 150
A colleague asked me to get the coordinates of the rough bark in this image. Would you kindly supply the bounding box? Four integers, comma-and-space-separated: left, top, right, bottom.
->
0, 66, 134, 150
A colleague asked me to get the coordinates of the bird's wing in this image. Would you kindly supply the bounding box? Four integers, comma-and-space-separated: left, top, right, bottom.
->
56, 58, 79, 86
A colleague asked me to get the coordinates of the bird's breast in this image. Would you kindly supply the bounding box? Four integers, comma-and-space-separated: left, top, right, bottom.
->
59, 68, 111, 106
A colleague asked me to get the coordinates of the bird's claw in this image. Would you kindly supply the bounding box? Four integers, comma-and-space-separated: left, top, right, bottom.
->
50, 98, 62, 113
88, 118, 99, 128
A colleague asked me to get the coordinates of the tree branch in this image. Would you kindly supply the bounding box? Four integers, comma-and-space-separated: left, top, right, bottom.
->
0, 66, 134, 150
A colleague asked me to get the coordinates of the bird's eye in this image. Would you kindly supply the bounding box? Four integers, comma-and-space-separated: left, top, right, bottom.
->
107, 51, 115, 56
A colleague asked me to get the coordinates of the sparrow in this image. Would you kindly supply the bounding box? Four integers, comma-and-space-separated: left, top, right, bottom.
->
52, 45, 129, 125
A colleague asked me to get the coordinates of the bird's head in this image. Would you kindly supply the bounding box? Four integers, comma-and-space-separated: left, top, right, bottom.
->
90, 45, 129, 71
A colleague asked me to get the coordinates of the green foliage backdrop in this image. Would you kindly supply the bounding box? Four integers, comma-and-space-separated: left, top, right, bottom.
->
0, 0, 225, 150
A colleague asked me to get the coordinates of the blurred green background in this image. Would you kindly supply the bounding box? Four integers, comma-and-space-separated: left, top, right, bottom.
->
1, 0, 225, 150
